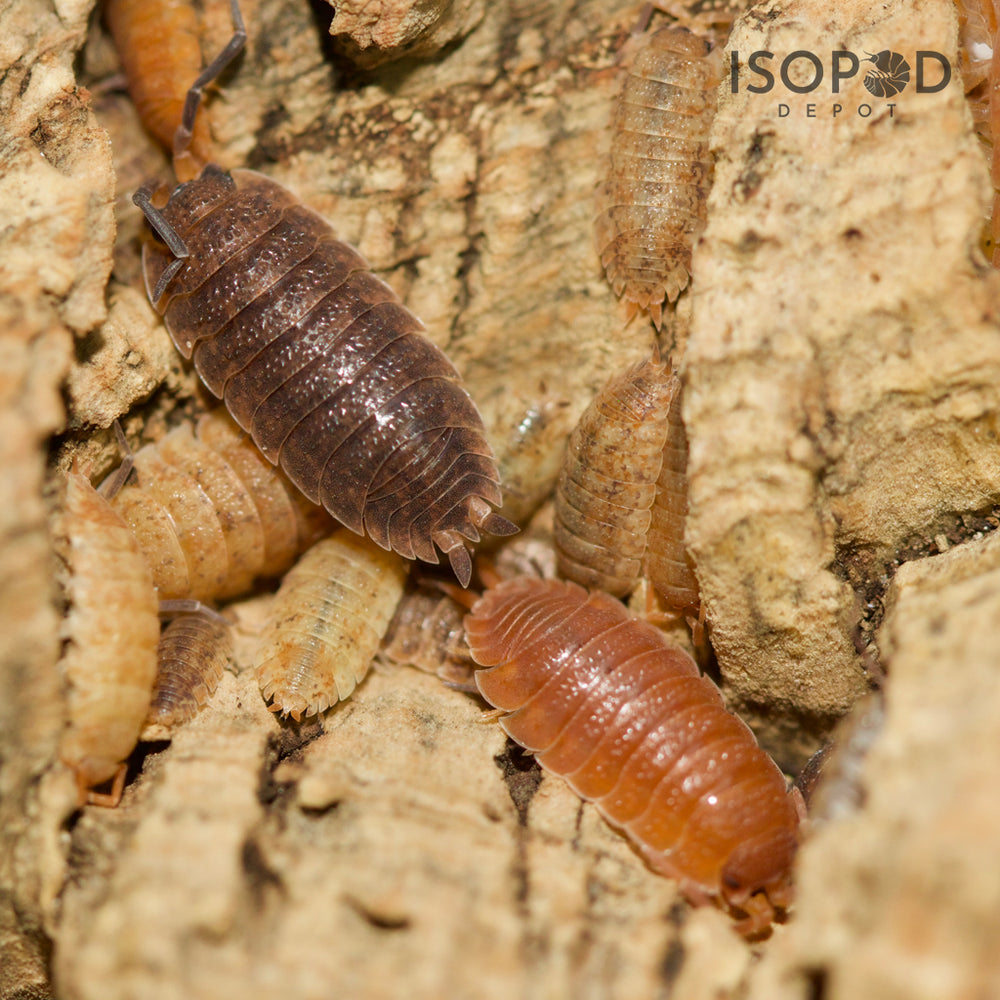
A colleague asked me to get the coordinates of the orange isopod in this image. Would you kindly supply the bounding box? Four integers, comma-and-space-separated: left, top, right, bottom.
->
57, 473, 160, 806
105, 408, 334, 602
594, 26, 720, 327
464, 577, 801, 936
104, 0, 243, 182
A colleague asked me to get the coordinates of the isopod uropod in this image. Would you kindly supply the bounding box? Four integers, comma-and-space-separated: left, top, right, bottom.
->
464, 577, 801, 936
594, 26, 720, 327
57, 473, 160, 806
126, 3, 516, 587
106, 408, 333, 602
553, 356, 676, 598
255, 529, 409, 720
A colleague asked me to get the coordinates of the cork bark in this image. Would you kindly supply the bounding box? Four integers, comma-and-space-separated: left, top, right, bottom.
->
2, 0, 999, 997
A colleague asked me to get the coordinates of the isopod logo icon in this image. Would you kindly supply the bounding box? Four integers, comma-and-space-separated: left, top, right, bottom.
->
862, 50, 911, 98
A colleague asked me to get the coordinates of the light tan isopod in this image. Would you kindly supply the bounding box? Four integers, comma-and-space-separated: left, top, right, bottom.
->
553, 356, 676, 598
643, 373, 699, 614
381, 585, 475, 688
141, 613, 234, 740
58, 473, 160, 806
594, 26, 720, 327
106, 408, 334, 602
256, 530, 409, 720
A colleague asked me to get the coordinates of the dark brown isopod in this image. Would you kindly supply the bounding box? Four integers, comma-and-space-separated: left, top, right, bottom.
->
464, 577, 801, 936
128, 6, 515, 587
594, 26, 720, 327
142, 613, 234, 739
553, 356, 676, 598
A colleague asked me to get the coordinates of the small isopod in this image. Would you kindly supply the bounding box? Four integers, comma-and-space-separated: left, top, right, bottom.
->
57, 473, 160, 806
643, 374, 699, 614
381, 585, 475, 688
553, 356, 676, 598
464, 577, 801, 936
956, 0, 1000, 263
105, 408, 334, 602
256, 529, 409, 720
104, 0, 241, 182
142, 612, 233, 739
594, 26, 720, 327
126, 3, 516, 586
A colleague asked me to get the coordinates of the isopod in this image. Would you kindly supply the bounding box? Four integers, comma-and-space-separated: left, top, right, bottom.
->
57, 473, 160, 806
127, 3, 516, 587
594, 26, 720, 327
105, 0, 245, 182
381, 585, 475, 688
464, 577, 801, 936
142, 612, 233, 739
553, 356, 676, 598
105, 408, 333, 602
956, 0, 1000, 263
643, 374, 699, 614
256, 529, 409, 720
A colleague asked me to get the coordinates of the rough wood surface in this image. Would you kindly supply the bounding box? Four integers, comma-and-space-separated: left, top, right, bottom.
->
3, 0, 1000, 997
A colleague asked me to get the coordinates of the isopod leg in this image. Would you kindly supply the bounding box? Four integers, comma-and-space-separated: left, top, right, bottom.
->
174, 0, 247, 164
80, 763, 128, 809
730, 891, 777, 940
98, 420, 136, 500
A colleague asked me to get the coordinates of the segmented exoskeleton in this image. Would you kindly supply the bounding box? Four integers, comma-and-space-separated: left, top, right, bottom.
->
256, 530, 409, 720
381, 585, 475, 688
142, 612, 233, 739
105, 408, 333, 602
956, 0, 1000, 263
464, 577, 801, 936
594, 26, 720, 327
104, 0, 224, 182
120, 1, 516, 586
643, 374, 699, 613
58, 473, 160, 806
553, 356, 676, 598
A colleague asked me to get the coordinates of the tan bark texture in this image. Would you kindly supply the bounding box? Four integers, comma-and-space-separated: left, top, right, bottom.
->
2, 0, 999, 997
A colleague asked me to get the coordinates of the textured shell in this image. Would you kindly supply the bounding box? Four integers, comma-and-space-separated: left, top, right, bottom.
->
142, 614, 233, 739
140, 165, 513, 585
464, 577, 799, 935
553, 357, 675, 598
956, 0, 1000, 263
58, 473, 160, 805
594, 27, 719, 328
106, 409, 333, 602
104, 0, 214, 182
381, 586, 474, 688
643, 373, 699, 613
256, 530, 408, 720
